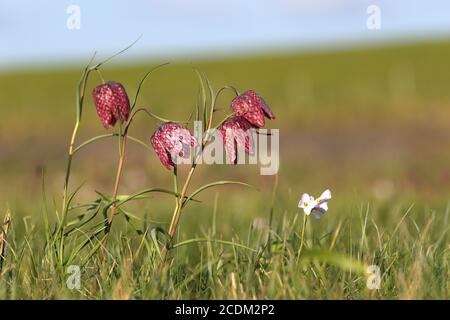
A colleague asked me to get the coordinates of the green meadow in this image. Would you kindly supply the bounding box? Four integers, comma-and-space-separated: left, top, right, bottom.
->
0, 40, 448, 299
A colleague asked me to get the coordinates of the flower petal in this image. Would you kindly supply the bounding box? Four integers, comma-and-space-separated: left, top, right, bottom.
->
258, 96, 275, 120
318, 189, 332, 202
317, 202, 328, 212
151, 122, 195, 169
298, 193, 311, 208
92, 81, 130, 129
151, 133, 173, 169
231, 90, 273, 128
303, 202, 316, 215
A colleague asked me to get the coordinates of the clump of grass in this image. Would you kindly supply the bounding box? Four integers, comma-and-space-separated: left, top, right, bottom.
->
0, 210, 11, 273
0, 197, 447, 299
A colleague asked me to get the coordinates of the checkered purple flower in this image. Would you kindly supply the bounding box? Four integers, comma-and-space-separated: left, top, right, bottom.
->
92, 81, 130, 129
151, 122, 197, 169
231, 90, 275, 128
218, 116, 255, 164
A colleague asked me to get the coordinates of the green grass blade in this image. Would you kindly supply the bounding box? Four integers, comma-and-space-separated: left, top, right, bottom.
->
172, 238, 257, 252
183, 181, 256, 207
301, 249, 367, 274
130, 63, 170, 111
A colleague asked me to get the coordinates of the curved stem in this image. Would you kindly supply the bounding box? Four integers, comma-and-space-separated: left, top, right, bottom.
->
74, 134, 152, 154
94, 68, 105, 84
214, 85, 239, 102
130, 62, 170, 113
73, 133, 114, 153
128, 107, 191, 126
93, 36, 141, 70
205, 86, 239, 138
127, 136, 153, 152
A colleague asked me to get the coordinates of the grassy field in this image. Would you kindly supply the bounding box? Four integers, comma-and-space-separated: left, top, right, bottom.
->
0, 40, 449, 299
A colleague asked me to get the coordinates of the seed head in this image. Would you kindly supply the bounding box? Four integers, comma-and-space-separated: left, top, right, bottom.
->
92, 81, 130, 129
151, 122, 197, 169
231, 90, 275, 128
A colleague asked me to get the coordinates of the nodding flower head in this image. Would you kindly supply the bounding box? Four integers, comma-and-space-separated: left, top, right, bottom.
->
151, 122, 197, 169
231, 90, 275, 128
218, 116, 255, 164
92, 81, 130, 129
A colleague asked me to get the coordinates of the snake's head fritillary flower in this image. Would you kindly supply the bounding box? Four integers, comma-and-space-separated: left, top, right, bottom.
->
298, 189, 332, 219
151, 122, 197, 169
92, 81, 130, 129
218, 116, 255, 164
231, 90, 275, 128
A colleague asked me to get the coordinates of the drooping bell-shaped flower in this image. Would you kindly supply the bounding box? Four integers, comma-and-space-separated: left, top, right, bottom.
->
151, 122, 197, 169
218, 116, 255, 164
231, 90, 275, 128
92, 81, 130, 129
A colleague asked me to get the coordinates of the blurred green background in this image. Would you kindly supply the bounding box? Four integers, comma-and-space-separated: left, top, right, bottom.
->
2, 0, 450, 233
1, 40, 450, 223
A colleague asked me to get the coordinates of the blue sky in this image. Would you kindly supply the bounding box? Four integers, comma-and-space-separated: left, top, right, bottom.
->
1, 0, 450, 70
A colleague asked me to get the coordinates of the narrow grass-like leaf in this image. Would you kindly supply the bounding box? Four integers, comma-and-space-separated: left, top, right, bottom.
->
127, 136, 153, 152
64, 199, 103, 235
150, 227, 165, 259
193, 68, 213, 131
105, 188, 201, 208
130, 63, 170, 112
40, 171, 51, 246
93, 36, 141, 69
172, 238, 257, 252
129, 108, 189, 126
183, 181, 255, 208
65, 225, 108, 265
0, 211, 11, 271
74, 134, 151, 154
65, 183, 86, 215
81, 234, 108, 268
301, 249, 367, 274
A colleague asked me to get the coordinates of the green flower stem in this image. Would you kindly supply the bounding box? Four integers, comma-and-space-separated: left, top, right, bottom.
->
57, 59, 94, 265
160, 165, 196, 271
56, 40, 142, 265
159, 83, 242, 271
168, 167, 179, 231
101, 131, 128, 257
297, 213, 308, 262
